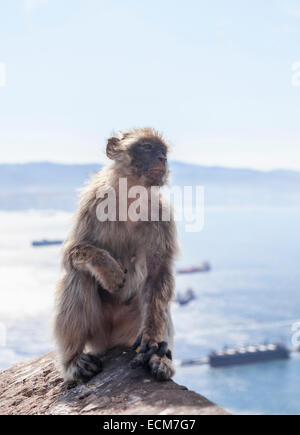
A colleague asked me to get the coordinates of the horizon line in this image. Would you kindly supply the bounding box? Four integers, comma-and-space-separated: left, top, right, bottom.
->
0, 160, 299, 175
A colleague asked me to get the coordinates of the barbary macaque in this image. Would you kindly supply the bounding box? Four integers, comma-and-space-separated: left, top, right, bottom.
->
54, 128, 179, 384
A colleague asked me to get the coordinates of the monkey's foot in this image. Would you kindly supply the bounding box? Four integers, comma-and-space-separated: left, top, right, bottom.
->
148, 354, 175, 381
130, 336, 173, 381
66, 353, 103, 383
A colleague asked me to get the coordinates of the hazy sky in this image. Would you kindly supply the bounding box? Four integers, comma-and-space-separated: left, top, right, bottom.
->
0, 0, 300, 170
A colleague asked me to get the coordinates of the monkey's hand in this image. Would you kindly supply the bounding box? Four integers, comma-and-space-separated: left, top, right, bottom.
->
71, 245, 127, 293
130, 333, 173, 381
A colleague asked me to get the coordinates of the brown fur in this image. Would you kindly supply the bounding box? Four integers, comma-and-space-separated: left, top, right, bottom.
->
54, 128, 179, 383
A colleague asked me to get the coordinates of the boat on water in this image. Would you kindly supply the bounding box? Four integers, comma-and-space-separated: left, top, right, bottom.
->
209, 344, 290, 368
177, 262, 211, 274
176, 288, 196, 306
32, 240, 63, 247
181, 343, 290, 368
181, 357, 209, 367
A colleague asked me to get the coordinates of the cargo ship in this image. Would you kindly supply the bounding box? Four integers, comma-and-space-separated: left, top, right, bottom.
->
181, 343, 290, 368
32, 240, 63, 247
209, 344, 290, 368
177, 262, 211, 274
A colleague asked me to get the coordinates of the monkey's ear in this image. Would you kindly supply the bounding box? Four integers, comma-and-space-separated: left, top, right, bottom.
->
106, 136, 122, 160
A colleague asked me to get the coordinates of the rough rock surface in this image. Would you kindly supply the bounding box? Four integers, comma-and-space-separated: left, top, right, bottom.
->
0, 348, 229, 415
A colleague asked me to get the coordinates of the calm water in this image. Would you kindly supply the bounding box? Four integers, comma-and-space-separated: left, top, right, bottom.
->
174, 207, 300, 415
0, 207, 299, 414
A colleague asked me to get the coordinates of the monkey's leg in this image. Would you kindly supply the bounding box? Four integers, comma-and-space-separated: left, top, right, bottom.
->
147, 310, 174, 381
54, 273, 105, 384
131, 308, 175, 381
130, 263, 175, 380
70, 244, 127, 293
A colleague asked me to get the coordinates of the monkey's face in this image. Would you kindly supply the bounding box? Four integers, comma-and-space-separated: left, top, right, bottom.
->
106, 128, 170, 186
106, 128, 168, 186
129, 139, 168, 186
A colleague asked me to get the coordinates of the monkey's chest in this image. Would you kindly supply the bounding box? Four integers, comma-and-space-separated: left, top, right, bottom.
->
100, 222, 149, 267
97, 221, 155, 295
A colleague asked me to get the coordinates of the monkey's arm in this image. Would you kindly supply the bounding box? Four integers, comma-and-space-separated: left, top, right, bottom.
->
61, 197, 127, 293
68, 244, 127, 293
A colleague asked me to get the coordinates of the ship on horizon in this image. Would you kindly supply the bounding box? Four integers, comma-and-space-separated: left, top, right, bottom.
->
176, 288, 196, 306
32, 240, 63, 247
181, 343, 290, 368
177, 262, 211, 275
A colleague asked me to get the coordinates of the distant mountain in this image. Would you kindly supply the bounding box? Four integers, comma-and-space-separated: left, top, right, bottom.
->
0, 161, 299, 210
0, 162, 102, 210
171, 161, 300, 187
0, 162, 101, 190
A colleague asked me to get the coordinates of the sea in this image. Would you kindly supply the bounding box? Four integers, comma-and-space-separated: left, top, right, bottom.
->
0, 207, 300, 415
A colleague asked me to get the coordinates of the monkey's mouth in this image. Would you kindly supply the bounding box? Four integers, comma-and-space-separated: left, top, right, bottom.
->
148, 167, 166, 175
147, 169, 166, 182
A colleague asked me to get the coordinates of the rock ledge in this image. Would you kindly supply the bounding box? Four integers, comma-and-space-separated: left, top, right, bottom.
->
0, 348, 229, 415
